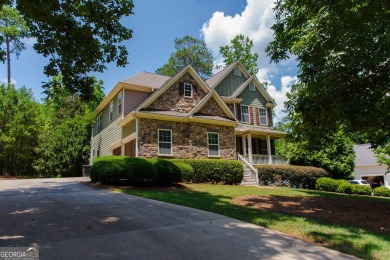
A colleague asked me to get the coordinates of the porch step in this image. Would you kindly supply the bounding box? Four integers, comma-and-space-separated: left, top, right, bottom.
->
240, 181, 258, 186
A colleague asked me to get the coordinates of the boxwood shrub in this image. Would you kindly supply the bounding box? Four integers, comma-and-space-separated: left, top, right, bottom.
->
337, 181, 353, 194
127, 158, 158, 186
90, 156, 131, 184
256, 165, 328, 189
351, 185, 372, 195
170, 159, 244, 185
173, 162, 194, 183
372, 186, 390, 197
150, 159, 182, 186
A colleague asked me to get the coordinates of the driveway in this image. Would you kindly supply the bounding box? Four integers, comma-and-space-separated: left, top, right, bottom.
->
0, 178, 356, 259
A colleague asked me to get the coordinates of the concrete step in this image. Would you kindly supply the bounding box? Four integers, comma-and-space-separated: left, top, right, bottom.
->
240, 181, 258, 186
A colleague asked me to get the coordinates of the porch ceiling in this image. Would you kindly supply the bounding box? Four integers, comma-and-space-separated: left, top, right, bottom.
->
235, 124, 286, 138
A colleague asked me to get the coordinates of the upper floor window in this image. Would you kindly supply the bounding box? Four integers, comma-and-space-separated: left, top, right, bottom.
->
109, 101, 114, 122
117, 91, 123, 115
208, 132, 220, 157
234, 67, 241, 76
97, 113, 102, 132
241, 105, 250, 123
259, 108, 268, 125
249, 83, 255, 92
184, 83, 192, 98
158, 129, 172, 155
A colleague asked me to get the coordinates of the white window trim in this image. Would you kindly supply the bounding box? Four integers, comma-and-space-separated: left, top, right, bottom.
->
97, 113, 102, 132
117, 91, 123, 115
259, 107, 268, 126
184, 83, 193, 98
158, 129, 172, 156
109, 101, 114, 122
241, 105, 250, 124
207, 132, 220, 157
249, 83, 255, 92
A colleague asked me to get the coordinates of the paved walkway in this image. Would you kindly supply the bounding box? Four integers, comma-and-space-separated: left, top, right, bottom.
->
0, 178, 357, 259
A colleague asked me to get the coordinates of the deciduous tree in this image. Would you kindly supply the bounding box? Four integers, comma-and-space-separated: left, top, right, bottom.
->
220, 34, 259, 75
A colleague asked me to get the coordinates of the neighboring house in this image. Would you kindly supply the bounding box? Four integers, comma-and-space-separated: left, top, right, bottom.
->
90, 61, 287, 171
354, 144, 389, 188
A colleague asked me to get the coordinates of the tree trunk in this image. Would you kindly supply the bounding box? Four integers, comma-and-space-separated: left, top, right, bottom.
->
6, 35, 11, 84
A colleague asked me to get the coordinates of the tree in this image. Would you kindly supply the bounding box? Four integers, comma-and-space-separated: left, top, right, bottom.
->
33, 76, 104, 177
1, 0, 134, 100
266, 0, 390, 143
0, 5, 28, 83
374, 141, 390, 173
0, 84, 43, 176
156, 36, 213, 79
220, 34, 259, 75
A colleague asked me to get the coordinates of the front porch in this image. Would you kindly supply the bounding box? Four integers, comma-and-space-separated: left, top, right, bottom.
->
235, 128, 288, 166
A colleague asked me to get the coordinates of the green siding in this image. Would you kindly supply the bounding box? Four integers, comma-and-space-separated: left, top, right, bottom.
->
215, 69, 248, 96
238, 85, 268, 108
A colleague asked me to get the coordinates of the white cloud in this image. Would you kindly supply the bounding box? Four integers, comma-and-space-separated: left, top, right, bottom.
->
266, 76, 298, 122
22, 37, 37, 47
0, 72, 17, 85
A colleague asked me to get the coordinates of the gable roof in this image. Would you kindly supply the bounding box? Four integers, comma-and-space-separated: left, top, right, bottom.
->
206, 60, 250, 88
354, 144, 381, 166
228, 75, 275, 105
135, 65, 211, 112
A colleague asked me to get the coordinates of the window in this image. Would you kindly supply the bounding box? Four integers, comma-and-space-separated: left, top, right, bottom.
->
241, 105, 250, 123
259, 108, 268, 125
249, 83, 255, 92
109, 101, 113, 122
158, 129, 172, 155
184, 83, 192, 98
208, 132, 219, 157
117, 91, 123, 115
234, 67, 241, 76
97, 113, 102, 132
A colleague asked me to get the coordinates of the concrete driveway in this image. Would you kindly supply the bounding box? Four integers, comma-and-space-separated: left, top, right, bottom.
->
0, 178, 356, 259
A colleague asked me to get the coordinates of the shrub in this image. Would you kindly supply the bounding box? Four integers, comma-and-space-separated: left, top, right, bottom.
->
91, 156, 130, 183
151, 159, 182, 186
170, 159, 243, 185
127, 158, 158, 186
256, 165, 328, 189
351, 185, 372, 195
315, 177, 339, 192
372, 187, 390, 197
173, 162, 194, 183
337, 182, 353, 194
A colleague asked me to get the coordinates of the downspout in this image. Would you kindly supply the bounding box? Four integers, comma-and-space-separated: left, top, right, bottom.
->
135, 118, 139, 157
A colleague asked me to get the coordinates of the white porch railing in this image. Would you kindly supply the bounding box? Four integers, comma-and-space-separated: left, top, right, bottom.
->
244, 154, 289, 165
238, 153, 258, 184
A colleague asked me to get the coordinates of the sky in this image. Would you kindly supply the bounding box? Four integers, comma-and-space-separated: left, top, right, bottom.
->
0, 0, 298, 121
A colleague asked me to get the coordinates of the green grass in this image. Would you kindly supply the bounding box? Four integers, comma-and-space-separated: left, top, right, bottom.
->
116, 184, 390, 260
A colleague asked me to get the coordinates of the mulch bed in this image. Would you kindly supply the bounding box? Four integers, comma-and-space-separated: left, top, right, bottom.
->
232, 195, 390, 234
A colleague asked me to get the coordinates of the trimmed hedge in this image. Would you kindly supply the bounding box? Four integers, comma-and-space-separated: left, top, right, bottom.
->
150, 159, 182, 186
127, 158, 158, 186
351, 185, 372, 195
372, 187, 390, 197
337, 182, 353, 194
316, 177, 340, 192
170, 159, 244, 185
173, 162, 194, 183
256, 165, 328, 189
90, 156, 131, 184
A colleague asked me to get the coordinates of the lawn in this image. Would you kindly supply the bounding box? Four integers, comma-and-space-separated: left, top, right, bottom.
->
114, 184, 390, 260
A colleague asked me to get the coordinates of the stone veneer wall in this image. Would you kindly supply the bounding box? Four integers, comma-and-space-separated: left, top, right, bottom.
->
147, 72, 207, 113
197, 97, 227, 117
138, 118, 236, 159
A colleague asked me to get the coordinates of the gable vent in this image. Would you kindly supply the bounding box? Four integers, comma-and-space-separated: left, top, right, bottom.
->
249, 83, 255, 92
234, 67, 241, 76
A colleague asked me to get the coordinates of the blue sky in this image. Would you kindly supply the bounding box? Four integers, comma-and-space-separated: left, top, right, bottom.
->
0, 0, 298, 120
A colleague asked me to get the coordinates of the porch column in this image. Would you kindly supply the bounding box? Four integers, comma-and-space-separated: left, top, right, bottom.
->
267, 135, 272, 165
247, 133, 253, 164
242, 135, 247, 156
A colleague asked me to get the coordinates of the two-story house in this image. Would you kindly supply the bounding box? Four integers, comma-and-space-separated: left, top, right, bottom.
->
90, 61, 287, 174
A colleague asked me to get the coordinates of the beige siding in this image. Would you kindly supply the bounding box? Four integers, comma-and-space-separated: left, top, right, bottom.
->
93, 91, 122, 137
122, 120, 136, 139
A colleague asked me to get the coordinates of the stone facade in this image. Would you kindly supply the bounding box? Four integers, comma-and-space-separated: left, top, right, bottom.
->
147, 72, 207, 113
197, 97, 227, 117
138, 118, 236, 159
226, 103, 235, 116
